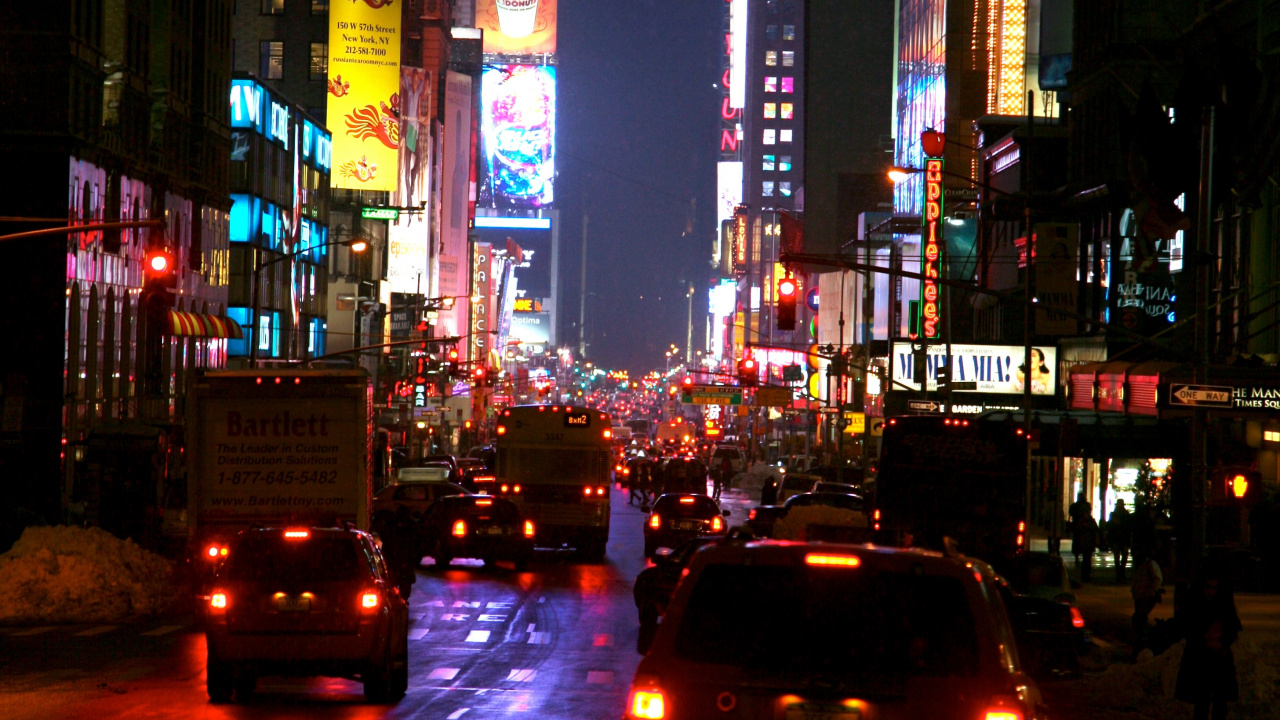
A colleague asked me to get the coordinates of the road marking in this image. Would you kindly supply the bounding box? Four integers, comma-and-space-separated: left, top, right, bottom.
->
140, 625, 183, 636
526, 623, 536, 633
447, 710, 470, 719
10, 627, 54, 636
593, 633, 613, 647
538, 596, 545, 604
507, 669, 536, 682
587, 671, 614, 684
408, 628, 429, 640
74, 626, 117, 637
465, 630, 491, 643
428, 668, 460, 680
412, 613, 426, 622
527, 631, 550, 644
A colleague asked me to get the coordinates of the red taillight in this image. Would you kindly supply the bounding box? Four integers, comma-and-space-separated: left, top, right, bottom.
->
649, 514, 661, 530
1017, 533, 1025, 547
623, 468, 632, 475
983, 712, 1022, 720
805, 553, 862, 567
476, 498, 493, 506
596, 486, 606, 496
629, 686, 666, 719
209, 591, 228, 615
584, 486, 593, 496
361, 590, 380, 611
983, 696, 1026, 720
873, 509, 881, 521
497, 425, 507, 435
452, 519, 467, 537
284, 529, 310, 539
206, 545, 221, 559
679, 496, 696, 504
748, 509, 757, 520
1018, 521, 1026, 532
524, 520, 535, 538
513, 484, 522, 494
1070, 606, 1085, 629
616, 464, 624, 472
711, 516, 724, 532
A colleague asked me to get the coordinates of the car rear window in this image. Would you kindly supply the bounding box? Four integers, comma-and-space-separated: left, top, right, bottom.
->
655, 496, 718, 517
461, 499, 519, 522
675, 564, 978, 678
223, 535, 366, 584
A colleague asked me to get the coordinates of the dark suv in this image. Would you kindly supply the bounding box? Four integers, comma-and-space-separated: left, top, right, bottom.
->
643, 493, 729, 559
629, 541, 1044, 720
205, 527, 409, 704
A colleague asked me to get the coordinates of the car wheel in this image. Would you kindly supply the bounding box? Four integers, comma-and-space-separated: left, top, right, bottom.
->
206, 657, 234, 703
391, 648, 409, 699
234, 671, 257, 703
638, 608, 659, 654
363, 656, 394, 703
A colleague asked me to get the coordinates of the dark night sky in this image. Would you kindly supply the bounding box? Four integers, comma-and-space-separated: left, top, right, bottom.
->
555, 0, 722, 375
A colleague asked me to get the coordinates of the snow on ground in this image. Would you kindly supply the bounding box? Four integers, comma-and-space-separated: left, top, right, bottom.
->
734, 463, 780, 494
0, 526, 175, 624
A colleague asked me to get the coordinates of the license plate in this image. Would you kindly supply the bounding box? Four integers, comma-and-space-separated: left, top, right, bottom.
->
275, 595, 311, 612
482, 526, 506, 535
675, 521, 701, 531
784, 703, 860, 720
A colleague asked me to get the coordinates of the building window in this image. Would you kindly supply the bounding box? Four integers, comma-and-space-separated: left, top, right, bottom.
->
765, 24, 778, 40
763, 103, 777, 119
762, 154, 775, 171
765, 76, 777, 93
780, 182, 792, 197
781, 77, 794, 93
780, 103, 794, 120
763, 182, 775, 197
780, 128, 793, 143
779, 156, 792, 172
261, 41, 284, 79
782, 51, 795, 67
766, 0, 778, 14
261, 0, 284, 14
310, 43, 328, 80
783, 25, 796, 41
763, 129, 776, 145
765, 51, 777, 67
311, 0, 329, 12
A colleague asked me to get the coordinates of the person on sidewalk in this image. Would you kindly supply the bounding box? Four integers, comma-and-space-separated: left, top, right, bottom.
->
1109, 499, 1134, 583
1068, 492, 1092, 565
1130, 551, 1164, 661
1175, 569, 1242, 720
1072, 513, 1099, 582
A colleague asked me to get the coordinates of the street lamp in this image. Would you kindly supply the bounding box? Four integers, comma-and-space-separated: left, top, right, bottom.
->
250, 235, 369, 367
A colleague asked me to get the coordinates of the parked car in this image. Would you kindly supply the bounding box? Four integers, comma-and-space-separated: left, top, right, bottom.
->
642, 493, 729, 559
205, 527, 409, 704
420, 495, 535, 571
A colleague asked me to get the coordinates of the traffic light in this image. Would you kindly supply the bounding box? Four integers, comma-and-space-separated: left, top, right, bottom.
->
740, 357, 759, 386
143, 248, 178, 307
777, 276, 797, 330
682, 375, 694, 390
1211, 466, 1260, 505
447, 347, 460, 376
472, 366, 486, 384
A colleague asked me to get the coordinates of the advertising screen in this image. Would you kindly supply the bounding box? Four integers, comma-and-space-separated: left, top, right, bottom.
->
475, 225, 551, 304
717, 161, 743, 227
890, 343, 1058, 396
476, 0, 557, 54
478, 65, 555, 209
510, 312, 551, 349
327, 1, 401, 191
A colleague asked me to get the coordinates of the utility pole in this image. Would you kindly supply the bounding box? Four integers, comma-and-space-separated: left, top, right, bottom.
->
1023, 90, 1036, 531
578, 214, 588, 358
1187, 106, 1216, 589
685, 284, 694, 364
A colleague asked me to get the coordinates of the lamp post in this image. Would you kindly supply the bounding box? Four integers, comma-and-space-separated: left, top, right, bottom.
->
249, 236, 369, 368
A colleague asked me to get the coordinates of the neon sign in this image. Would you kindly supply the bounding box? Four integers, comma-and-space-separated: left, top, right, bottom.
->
920, 158, 943, 339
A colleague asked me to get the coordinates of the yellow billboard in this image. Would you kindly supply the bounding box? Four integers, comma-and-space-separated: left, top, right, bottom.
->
477, 0, 557, 55
327, 1, 402, 192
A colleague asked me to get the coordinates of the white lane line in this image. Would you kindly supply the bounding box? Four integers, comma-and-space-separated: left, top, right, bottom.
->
527, 631, 550, 644
507, 669, 536, 682
593, 633, 613, 647
408, 628, 429, 640
538, 596, 545, 604
140, 625, 183, 636
526, 623, 536, 633
74, 626, 118, 637
447, 709, 470, 719
10, 627, 54, 636
428, 668, 460, 680
465, 630, 491, 643
587, 670, 614, 684
412, 613, 426, 622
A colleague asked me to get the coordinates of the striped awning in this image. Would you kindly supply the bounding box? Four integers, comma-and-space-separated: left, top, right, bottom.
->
168, 310, 244, 340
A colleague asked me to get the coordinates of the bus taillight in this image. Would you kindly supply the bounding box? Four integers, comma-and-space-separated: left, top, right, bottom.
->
583, 486, 593, 496
497, 425, 507, 436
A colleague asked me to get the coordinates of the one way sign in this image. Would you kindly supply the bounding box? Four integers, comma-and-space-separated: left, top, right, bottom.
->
1169, 384, 1233, 408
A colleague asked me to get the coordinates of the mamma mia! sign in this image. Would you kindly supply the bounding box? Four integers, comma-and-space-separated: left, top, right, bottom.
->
891, 343, 1058, 396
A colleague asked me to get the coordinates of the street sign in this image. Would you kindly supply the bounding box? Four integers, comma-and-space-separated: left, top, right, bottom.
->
869, 419, 885, 437
681, 385, 743, 405
362, 207, 400, 220
1169, 384, 1233, 408
842, 412, 865, 434
908, 400, 940, 412
755, 386, 793, 407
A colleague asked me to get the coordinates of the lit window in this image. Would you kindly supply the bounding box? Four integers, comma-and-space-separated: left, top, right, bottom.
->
779, 129, 793, 143
1267, 430, 1280, 443
261, 41, 284, 79
783, 25, 796, 41
781, 77, 794, 93
762, 155, 775, 171
311, 0, 329, 12
765, 76, 777, 93
763, 129, 776, 145
763, 182, 775, 197
780, 103, 794, 119
780, 182, 792, 197
309, 43, 328, 81
765, 51, 777, 67
782, 51, 795, 67
779, 156, 792, 172
763, 103, 777, 119
262, 0, 284, 14
765, 24, 778, 40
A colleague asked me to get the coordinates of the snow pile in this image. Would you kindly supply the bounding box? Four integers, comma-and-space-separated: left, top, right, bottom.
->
0, 526, 175, 623
736, 463, 780, 493
774, 505, 868, 541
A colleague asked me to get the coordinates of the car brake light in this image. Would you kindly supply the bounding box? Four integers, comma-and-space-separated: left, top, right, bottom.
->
1017, 521, 1026, 532
805, 553, 862, 567
284, 529, 310, 539
649, 514, 661, 530
983, 712, 1022, 720
616, 464, 624, 472
500, 484, 510, 493
206, 545, 221, 559
476, 498, 493, 506
748, 509, 757, 520
1017, 533, 1025, 547
1070, 606, 1085, 629
361, 590, 380, 611
209, 591, 228, 615
604, 429, 612, 439
629, 687, 666, 719
873, 509, 881, 521
584, 486, 593, 496
513, 484, 522, 494
596, 486, 606, 496
679, 497, 696, 504
524, 520, 535, 538
452, 520, 467, 537
711, 516, 723, 532
497, 425, 507, 435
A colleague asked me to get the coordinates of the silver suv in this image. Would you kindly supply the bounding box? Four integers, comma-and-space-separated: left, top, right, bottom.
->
628, 541, 1044, 720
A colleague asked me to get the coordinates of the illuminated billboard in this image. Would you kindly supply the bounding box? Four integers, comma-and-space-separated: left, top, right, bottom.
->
717, 161, 743, 227
327, 1, 401, 192
890, 343, 1058, 396
476, 0, 557, 54
476, 225, 551, 305
478, 64, 555, 209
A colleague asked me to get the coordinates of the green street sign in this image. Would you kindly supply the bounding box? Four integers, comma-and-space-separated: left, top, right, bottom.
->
362, 207, 400, 221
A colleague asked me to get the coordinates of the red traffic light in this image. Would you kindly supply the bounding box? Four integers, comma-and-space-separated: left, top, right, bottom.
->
448, 348, 460, 362
682, 376, 693, 387
742, 358, 756, 371
146, 251, 173, 275
777, 277, 797, 297
473, 366, 485, 380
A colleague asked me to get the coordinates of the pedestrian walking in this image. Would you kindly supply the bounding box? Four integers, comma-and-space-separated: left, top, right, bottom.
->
1109, 498, 1134, 582
1175, 569, 1242, 720
715, 457, 732, 500
1074, 514, 1099, 582
1130, 551, 1163, 661
1068, 492, 1092, 565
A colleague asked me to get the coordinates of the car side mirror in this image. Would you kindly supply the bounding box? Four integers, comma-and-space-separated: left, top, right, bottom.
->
722, 509, 731, 517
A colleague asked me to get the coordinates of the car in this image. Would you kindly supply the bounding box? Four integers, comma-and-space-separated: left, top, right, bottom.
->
204, 527, 410, 704
454, 458, 492, 491
371, 481, 471, 529
642, 493, 729, 559
775, 471, 821, 504
709, 444, 746, 474
420, 495, 535, 570
395, 465, 452, 484
812, 480, 861, 495
993, 551, 1077, 604
628, 541, 1046, 720
997, 579, 1089, 679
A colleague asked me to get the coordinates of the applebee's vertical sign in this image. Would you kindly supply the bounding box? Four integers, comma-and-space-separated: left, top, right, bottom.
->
920, 158, 943, 339
470, 242, 492, 363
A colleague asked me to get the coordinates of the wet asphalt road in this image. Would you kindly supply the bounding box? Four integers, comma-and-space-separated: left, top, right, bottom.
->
0, 483, 726, 720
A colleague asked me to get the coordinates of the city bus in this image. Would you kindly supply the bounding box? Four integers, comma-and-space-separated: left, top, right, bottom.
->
493, 405, 615, 560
